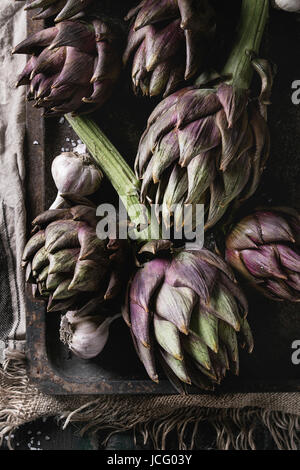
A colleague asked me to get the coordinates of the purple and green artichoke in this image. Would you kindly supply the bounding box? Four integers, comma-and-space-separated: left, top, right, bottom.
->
13, 19, 121, 116
19, 0, 94, 22
226, 208, 300, 302
123, 0, 215, 97
123, 242, 253, 391
22, 194, 132, 313
136, 80, 270, 230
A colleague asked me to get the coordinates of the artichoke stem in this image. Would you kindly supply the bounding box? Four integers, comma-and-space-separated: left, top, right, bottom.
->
222, 0, 269, 90
66, 114, 160, 242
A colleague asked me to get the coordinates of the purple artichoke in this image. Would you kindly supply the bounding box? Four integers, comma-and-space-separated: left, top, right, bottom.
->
22, 194, 132, 313
226, 208, 300, 302
13, 20, 121, 116
123, 0, 215, 97
21, 0, 94, 22
136, 80, 270, 230
123, 242, 253, 391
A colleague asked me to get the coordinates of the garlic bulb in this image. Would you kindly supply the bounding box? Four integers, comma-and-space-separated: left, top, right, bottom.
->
60, 311, 120, 360
272, 0, 300, 11
50, 152, 103, 209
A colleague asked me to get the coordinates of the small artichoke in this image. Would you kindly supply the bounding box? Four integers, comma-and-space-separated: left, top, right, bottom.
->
226, 208, 300, 302
22, 0, 94, 22
136, 75, 271, 230
13, 19, 121, 116
123, 242, 253, 392
22, 194, 132, 313
123, 0, 215, 97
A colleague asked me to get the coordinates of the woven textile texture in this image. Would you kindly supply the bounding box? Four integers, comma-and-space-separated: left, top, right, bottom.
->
0, 351, 300, 450
0, 0, 26, 354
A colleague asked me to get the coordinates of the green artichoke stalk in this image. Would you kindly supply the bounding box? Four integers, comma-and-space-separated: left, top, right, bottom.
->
20, 0, 94, 22
226, 208, 300, 302
135, 0, 271, 231
123, 0, 215, 97
13, 19, 121, 116
22, 194, 133, 313
122, 242, 253, 391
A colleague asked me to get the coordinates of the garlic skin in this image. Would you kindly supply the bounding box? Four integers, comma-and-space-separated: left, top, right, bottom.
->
272, 0, 300, 11
50, 152, 103, 209
60, 311, 120, 360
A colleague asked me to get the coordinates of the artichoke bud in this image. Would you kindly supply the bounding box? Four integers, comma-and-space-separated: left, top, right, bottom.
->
13, 19, 121, 116
124, 246, 253, 392
226, 208, 300, 302
23, 194, 133, 312
124, 0, 216, 98
136, 71, 272, 230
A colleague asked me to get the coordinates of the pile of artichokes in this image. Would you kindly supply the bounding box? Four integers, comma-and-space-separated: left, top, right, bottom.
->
16, 0, 300, 393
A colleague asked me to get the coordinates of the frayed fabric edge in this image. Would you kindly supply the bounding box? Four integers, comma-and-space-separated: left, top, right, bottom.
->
0, 350, 31, 450
58, 400, 300, 450
0, 351, 300, 450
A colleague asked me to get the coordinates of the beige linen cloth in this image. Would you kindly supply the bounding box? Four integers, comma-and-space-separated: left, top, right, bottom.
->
0, 0, 299, 450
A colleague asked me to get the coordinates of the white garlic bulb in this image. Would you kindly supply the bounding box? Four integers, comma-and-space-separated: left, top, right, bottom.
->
60, 311, 120, 360
272, 0, 300, 11
50, 152, 103, 209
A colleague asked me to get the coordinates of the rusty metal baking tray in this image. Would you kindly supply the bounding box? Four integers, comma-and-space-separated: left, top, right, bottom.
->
24, 4, 300, 394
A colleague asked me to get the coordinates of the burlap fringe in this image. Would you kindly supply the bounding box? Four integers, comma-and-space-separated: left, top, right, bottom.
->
0, 352, 300, 450
0, 350, 29, 450
59, 398, 300, 450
